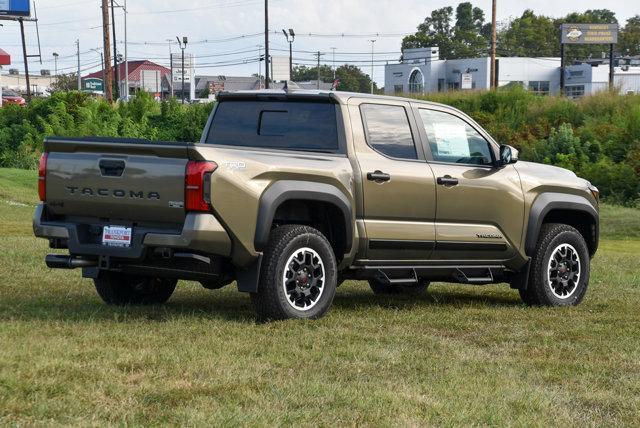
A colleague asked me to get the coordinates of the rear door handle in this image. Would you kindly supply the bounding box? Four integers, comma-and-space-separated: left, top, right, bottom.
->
437, 175, 459, 186
367, 170, 391, 183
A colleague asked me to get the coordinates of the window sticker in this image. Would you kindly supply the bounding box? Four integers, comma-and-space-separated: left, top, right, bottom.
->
432, 123, 470, 157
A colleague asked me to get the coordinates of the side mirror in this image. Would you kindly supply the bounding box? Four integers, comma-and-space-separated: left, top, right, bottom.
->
499, 145, 519, 166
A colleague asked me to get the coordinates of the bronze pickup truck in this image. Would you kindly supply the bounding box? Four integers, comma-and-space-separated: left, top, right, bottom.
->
34, 90, 599, 320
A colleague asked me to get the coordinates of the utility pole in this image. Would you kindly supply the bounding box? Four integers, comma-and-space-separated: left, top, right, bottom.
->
123, 0, 128, 100
52, 52, 58, 76
177, 36, 188, 103
331, 47, 337, 79
314, 51, 324, 89
18, 18, 31, 100
264, 0, 269, 88
490, 0, 497, 89
282, 29, 295, 80
257, 45, 263, 89
76, 39, 81, 91
166, 39, 174, 97
101, 0, 113, 102
369, 39, 376, 94
110, 0, 119, 99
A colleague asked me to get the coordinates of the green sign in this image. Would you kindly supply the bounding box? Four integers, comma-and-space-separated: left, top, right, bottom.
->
83, 78, 104, 92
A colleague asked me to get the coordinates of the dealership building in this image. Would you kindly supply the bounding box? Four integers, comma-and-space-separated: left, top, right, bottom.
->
384, 47, 640, 97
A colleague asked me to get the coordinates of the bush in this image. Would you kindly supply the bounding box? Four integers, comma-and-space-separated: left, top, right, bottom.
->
1, 88, 639, 204
416, 88, 640, 205
0, 91, 214, 169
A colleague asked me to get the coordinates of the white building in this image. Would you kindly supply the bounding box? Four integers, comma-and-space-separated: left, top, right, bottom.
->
385, 48, 561, 95
564, 63, 640, 98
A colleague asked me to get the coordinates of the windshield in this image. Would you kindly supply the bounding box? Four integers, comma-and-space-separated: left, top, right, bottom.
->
205, 100, 340, 153
2, 90, 19, 97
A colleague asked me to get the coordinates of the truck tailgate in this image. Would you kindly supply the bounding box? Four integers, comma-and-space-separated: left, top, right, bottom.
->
44, 138, 189, 224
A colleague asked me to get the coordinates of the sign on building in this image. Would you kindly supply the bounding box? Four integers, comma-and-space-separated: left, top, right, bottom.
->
0, 0, 30, 17
561, 23, 618, 45
460, 73, 473, 90
83, 78, 104, 93
141, 70, 161, 93
271, 55, 290, 82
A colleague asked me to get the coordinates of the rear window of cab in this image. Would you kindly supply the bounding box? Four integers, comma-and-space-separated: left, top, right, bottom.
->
205, 100, 340, 153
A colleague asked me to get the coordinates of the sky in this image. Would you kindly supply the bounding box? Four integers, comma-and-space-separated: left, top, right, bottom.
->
0, 0, 637, 85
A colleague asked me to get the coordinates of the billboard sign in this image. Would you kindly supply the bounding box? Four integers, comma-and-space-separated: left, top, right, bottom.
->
561, 23, 618, 45
0, 0, 31, 18
271, 55, 290, 82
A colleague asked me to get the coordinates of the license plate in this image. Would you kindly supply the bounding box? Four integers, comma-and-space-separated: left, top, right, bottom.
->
102, 226, 132, 247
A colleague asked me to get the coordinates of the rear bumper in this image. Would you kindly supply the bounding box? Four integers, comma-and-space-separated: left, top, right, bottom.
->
32, 203, 232, 258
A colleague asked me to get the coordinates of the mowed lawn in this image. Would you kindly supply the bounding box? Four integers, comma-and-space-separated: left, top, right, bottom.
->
0, 167, 639, 426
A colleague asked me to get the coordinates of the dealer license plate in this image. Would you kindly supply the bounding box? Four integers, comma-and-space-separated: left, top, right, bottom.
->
102, 226, 132, 247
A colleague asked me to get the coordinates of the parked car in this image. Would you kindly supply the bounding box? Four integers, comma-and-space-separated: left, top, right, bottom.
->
33, 90, 599, 320
1, 89, 26, 106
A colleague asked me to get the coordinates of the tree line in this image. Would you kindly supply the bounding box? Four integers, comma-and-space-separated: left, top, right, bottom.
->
402, 4, 640, 61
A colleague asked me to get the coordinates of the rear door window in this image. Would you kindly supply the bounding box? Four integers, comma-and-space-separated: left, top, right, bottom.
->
360, 104, 418, 160
205, 100, 340, 153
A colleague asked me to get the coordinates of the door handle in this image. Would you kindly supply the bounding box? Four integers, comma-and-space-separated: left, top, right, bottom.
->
437, 175, 459, 186
367, 170, 391, 183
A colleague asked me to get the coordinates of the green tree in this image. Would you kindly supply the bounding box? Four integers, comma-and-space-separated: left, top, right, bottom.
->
499, 10, 558, 57
50, 73, 79, 92
401, 2, 488, 59
292, 64, 377, 93
620, 15, 640, 56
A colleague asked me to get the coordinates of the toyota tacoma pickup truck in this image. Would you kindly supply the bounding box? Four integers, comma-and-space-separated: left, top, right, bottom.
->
33, 90, 599, 320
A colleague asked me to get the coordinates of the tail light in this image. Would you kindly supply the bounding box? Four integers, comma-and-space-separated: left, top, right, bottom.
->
38, 153, 48, 201
185, 161, 217, 212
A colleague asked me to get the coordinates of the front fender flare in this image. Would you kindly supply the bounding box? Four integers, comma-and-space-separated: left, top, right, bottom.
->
525, 192, 599, 256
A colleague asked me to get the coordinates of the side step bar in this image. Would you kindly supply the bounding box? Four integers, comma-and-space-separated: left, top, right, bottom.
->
353, 264, 505, 285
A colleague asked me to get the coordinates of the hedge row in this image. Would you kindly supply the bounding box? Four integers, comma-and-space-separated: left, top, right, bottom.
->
1, 88, 638, 204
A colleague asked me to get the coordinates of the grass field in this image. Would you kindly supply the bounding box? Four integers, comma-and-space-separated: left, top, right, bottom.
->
0, 168, 639, 426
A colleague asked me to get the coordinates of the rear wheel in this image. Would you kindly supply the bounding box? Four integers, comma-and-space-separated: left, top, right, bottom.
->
251, 225, 337, 321
368, 278, 430, 295
519, 223, 590, 306
94, 272, 177, 305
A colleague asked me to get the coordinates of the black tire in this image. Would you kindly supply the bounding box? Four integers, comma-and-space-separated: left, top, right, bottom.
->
519, 223, 590, 307
251, 225, 337, 321
94, 272, 177, 305
368, 278, 430, 295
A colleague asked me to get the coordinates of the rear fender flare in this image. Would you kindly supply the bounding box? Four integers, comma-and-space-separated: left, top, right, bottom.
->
254, 180, 353, 254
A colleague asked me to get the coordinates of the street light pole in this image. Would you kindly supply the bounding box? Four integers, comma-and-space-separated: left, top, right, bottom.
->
282, 29, 295, 80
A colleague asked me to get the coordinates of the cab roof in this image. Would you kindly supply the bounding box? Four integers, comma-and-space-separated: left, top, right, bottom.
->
216, 89, 445, 108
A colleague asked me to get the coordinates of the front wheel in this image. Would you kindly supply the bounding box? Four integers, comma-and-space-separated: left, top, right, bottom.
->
519, 223, 590, 306
94, 273, 177, 305
251, 225, 337, 321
